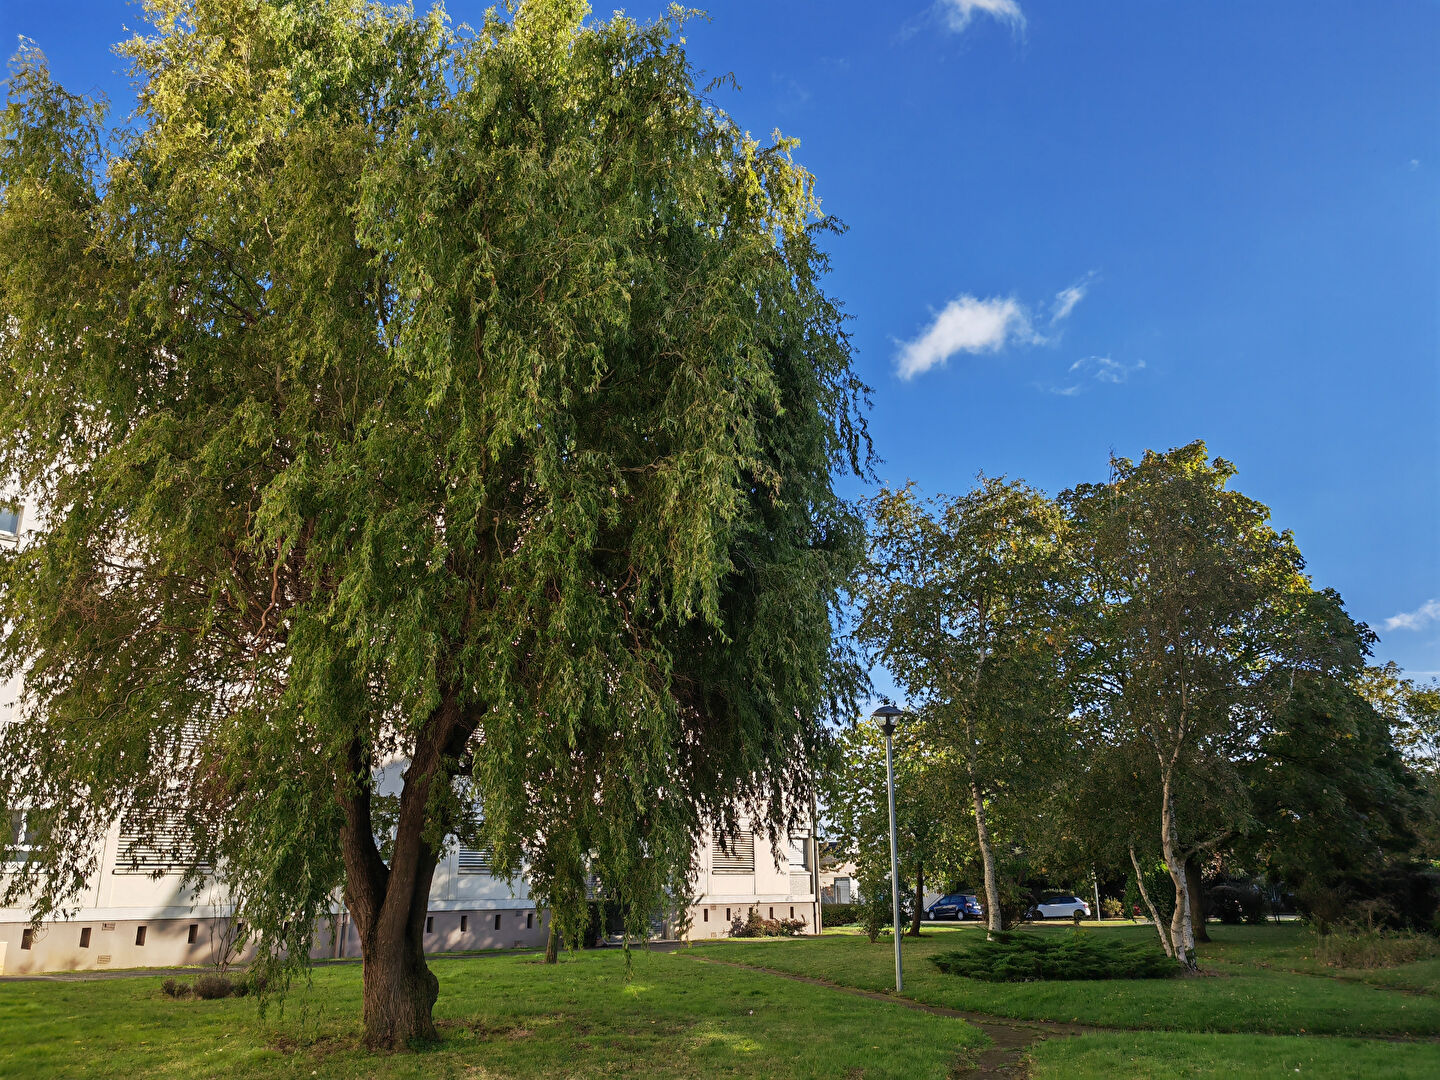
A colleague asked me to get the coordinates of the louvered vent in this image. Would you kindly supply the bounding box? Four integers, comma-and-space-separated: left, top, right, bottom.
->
457, 846, 494, 875
712, 830, 755, 874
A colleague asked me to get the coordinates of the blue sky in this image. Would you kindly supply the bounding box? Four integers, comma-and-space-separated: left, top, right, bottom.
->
5, 1, 1438, 679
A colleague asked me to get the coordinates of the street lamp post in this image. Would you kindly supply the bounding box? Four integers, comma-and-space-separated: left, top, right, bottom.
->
871, 704, 906, 993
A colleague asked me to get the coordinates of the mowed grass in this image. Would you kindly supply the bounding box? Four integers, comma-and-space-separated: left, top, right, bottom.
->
686, 922, 1440, 1036
0, 947, 985, 1080
1026, 1032, 1440, 1080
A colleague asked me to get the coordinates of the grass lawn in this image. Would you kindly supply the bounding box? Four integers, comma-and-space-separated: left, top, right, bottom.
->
686, 921, 1440, 1037
1026, 1031, 1440, 1080
0, 947, 984, 1079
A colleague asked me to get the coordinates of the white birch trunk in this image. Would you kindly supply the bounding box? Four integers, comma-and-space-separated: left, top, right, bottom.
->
1159, 778, 1196, 968
1129, 843, 1174, 958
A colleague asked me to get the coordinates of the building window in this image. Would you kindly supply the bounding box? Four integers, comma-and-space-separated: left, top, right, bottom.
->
526, 912, 534, 930
769, 907, 774, 919
5, 810, 38, 864
712, 829, 755, 875
0, 503, 19, 539
725, 908, 731, 921
20, 928, 33, 950
135, 926, 147, 947
493, 913, 501, 931
187, 924, 198, 944
426, 916, 434, 934
787, 834, 811, 871
703, 909, 709, 923
79, 928, 92, 949
460, 915, 468, 933
790, 907, 795, 918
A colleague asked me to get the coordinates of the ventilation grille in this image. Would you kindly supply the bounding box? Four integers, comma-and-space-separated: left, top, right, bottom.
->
712, 830, 755, 874
457, 846, 494, 875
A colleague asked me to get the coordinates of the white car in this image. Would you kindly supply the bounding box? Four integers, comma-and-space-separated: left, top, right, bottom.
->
1029, 894, 1091, 920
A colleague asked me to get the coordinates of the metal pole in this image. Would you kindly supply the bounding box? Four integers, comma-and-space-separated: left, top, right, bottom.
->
884, 730, 904, 993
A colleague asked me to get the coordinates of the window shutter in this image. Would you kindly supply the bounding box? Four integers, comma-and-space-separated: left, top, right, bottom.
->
712, 830, 755, 874
114, 804, 211, 874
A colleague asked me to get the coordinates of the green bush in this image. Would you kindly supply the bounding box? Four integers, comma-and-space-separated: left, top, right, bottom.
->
729, 908, 807, 938
821, 902, 859, 926
930, 929, 1178, 982
192, 974, 235, 1000
1100, 898, 1124, 919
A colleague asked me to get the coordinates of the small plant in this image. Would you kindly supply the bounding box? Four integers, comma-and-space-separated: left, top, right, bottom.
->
931, 929, 1177, 982
192, 974, 235, 1000
857, 871, 895, 943
160, 977, 191, 999
1101, 898, 1124, 919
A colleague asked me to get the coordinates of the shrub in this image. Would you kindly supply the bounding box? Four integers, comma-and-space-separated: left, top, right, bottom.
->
1209, 882, 1267, 925
1101, 898, 1124, 920
160, 977, 191, 999
821, 902, 859, 926
931, 929, 1177, 982
857, 871, 896, 943
729, 908, 807, 938
192, 974, 234, 1000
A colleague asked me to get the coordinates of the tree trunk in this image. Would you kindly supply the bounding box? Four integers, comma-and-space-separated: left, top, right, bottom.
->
909, 863, 924, 936
357, 908, 440, 1049
1129, 843, 1173, 958
545, 915, 559, 964
1159, 779, 1196, 969
970, 776, 1003, 937
1186, 854, 1210, 944
337, 686, 479, 1049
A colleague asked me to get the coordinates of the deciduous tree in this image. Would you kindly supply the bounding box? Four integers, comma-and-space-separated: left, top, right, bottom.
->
0, 0, 867, 1048
854, 479, 1073, 936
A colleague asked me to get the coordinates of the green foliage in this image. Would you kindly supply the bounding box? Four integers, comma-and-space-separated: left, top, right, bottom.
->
0, 0, 868, 1023
931, 928, 1178, 982
821, 902, 859, 926
857, 869, 897, 943
728, 907, 807, 938
852, 478, 1075, 931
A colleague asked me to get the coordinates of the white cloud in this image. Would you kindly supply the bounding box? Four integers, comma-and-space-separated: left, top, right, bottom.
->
895, 295, 1037, 380
938, 0, 1027, 35
1385, 599, 1440, 632
1046, 355, 1145, 395
1051, 274, 1094, 324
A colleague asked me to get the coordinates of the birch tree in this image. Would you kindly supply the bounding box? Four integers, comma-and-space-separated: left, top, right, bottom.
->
1064, 442, 1309, 968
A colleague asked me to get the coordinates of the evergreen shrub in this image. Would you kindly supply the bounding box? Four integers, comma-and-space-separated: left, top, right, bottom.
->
930, 929, 1177, 981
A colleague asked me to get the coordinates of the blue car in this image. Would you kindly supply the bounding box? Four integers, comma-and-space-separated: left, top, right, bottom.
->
926, 893, 983, 921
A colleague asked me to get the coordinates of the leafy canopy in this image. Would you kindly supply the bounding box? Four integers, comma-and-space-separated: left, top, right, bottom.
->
0, 0, 869, 971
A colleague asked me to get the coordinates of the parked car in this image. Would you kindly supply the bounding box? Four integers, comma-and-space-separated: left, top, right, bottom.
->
926, 893, 984, 921
1029, 895, 1091, 920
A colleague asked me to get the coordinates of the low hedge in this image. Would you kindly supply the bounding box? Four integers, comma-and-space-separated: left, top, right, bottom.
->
931, 929, 1177, 982
821, 903, 860, 926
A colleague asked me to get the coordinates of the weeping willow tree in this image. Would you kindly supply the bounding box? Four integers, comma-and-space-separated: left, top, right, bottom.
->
0, 0, 868, 1047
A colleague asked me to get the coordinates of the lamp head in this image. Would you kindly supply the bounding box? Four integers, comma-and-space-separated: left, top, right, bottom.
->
870, 703, 904, 738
